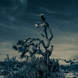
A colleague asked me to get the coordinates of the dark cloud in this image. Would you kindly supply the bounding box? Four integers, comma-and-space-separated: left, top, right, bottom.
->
0, 0, 78, 40
28, 0, 78, 13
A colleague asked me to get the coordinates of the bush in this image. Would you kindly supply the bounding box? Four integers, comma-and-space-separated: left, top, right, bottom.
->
5, 56, 64, 78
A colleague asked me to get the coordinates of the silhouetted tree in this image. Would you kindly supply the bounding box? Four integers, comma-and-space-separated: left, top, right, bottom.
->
13, 14, 53, 64
9, 14, 62, 78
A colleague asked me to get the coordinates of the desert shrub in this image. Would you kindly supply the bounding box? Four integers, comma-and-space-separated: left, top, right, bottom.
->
5, 57, 63, 78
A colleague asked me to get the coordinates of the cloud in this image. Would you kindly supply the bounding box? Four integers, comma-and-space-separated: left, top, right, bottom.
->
0, 42, 19, 61
52, 30, 78, 59
0, 0, 78, 60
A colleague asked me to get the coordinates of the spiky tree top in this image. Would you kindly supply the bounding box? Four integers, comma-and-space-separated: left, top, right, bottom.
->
13, 14, 53, 62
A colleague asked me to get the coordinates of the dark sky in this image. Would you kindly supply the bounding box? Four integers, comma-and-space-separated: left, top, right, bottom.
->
0, 0, 78, 60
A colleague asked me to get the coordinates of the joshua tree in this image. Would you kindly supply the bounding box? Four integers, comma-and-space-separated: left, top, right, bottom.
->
3, 13, 67, 78
4, 14, 63, 78
13, 14, 53, 64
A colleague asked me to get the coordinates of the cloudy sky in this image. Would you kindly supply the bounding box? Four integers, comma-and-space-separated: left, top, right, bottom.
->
0, 0, 78, 61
